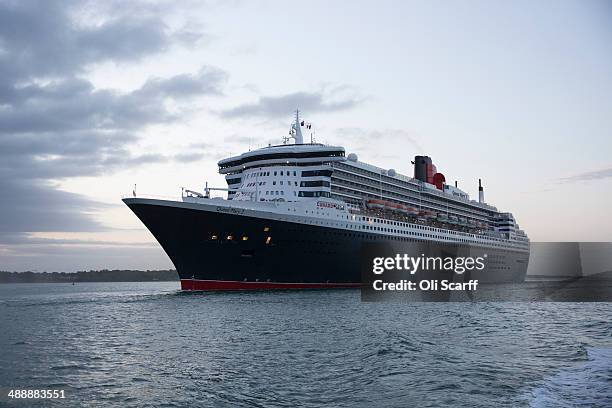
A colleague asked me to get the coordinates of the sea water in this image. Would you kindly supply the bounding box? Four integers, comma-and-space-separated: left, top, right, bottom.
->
0, 282, 610, 407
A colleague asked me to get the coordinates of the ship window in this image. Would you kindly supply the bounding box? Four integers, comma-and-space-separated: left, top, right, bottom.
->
264, 227, 270, 232
293, 171, 297, 176
280, 181, 284, 185
265, 236, 272, 245
273, 181, 276, 185
281, 171, 284, 176
227, 235, 233, 240
302, 170, 333, 177
274, 171, 277, 176
211, 235, 218, 240
242, 236, 249, 241
300, 180, 330, 187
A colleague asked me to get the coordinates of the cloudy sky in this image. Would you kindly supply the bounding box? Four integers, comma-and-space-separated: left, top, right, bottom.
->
1, 0, 611, 272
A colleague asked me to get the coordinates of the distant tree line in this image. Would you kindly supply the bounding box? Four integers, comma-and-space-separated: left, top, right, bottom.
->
0, 270, 179, 283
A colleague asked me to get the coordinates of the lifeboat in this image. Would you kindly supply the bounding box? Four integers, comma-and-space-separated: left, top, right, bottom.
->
367, 199, 410, 214
385, 202, 400, 211
406, 207, 419, 216
366, 199, 386, 209
391, 203, 412, 215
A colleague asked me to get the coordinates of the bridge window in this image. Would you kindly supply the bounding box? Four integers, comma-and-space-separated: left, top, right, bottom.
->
298, 191, 331, 198
300, 180, 330, 187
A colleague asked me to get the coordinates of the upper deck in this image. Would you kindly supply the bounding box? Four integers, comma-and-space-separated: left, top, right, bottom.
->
218, 143, 345, 174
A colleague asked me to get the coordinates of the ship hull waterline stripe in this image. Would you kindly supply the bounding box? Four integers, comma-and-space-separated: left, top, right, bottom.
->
180, 279, 361, 291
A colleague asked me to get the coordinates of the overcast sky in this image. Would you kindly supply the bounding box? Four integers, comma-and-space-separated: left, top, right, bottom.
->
1, 0, 611, 272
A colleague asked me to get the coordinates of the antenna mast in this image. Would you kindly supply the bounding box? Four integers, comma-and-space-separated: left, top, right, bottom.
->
293, 109, 303, 144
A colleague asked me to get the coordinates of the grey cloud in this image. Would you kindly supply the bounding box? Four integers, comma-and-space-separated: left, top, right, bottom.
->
0, 1, 197, 83
76, 17, 170, 62
137, 66, 227, 99
222, 90, 363, 119
0, 66, 224, 180
0, 69, 226, 135
0, 132, 211, 180
0, 180, 107, 234
560, 167, 612, 183
0, 130, 136, 157
0, 0, 224, 247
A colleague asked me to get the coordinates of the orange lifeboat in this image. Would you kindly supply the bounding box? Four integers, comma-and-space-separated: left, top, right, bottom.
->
418, 210, 436, 219
385, 202, 401, 211
406, 207, 419, 215
396, 204, 410, 214
366, 199, 386, 209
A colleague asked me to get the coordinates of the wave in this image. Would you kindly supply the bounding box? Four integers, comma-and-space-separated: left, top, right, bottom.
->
528, 347, 612, 408
0, 291, 181, 308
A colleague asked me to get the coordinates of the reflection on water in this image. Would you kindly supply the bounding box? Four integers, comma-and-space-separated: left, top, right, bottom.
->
0, 282, 610, 407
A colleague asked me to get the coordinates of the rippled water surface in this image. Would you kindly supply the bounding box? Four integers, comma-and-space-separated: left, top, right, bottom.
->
0, 283, 610, 407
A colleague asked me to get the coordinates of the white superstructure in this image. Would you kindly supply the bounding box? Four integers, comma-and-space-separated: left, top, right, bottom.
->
206, 111, 529, 253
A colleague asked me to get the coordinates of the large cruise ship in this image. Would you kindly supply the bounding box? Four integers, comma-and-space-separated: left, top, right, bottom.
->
123, 111, 530, 290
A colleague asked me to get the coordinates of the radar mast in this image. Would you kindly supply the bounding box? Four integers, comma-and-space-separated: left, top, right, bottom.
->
292, 109, 303, 144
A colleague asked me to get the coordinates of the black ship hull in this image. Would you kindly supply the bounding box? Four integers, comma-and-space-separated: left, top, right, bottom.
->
124, 198, 529, 291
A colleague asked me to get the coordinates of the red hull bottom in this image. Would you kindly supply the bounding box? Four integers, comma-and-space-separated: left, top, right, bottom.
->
180, 279, 361, 291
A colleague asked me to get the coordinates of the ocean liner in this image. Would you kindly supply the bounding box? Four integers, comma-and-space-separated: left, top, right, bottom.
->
123, 111, 530, 290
